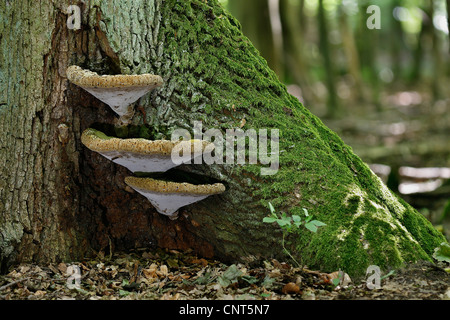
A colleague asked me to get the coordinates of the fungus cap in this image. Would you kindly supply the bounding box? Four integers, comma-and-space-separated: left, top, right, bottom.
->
81, 128, 214, 173
124, 177, 226, 218
66, 65, 163, 117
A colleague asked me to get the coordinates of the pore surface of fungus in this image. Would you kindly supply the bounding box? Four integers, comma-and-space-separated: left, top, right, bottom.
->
125, 177, 226, 219
66, 65, 163, 118
81, 128, 214, 173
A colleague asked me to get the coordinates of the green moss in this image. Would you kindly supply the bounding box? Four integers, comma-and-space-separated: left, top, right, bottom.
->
88, 128, 114, 140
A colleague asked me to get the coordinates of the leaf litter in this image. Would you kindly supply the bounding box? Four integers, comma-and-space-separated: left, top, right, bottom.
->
0, 248, 448, 300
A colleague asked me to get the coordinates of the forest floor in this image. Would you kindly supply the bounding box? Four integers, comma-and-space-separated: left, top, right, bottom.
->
0, 248, 449, 301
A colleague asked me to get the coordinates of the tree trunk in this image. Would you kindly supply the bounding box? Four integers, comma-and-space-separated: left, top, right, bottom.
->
228, 0, 282, 77
279, 0, 313, 105
447, 0, 450, 47
317, 0, 339, 116
0, 0, 87, 272
357, 3, 381, 111
0, 0, 446, 277
338, 4, 363, 102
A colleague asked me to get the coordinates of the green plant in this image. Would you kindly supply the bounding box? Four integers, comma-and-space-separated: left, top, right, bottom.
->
433, 242, 450, 264
263, 202, 326, 268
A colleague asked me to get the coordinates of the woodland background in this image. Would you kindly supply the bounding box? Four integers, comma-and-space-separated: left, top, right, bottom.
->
225, 0, 450, 235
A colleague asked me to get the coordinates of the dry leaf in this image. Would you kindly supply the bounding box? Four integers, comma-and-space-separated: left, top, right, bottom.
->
191, 258, 208, 267
295, 275, 303, 286
57, 263, 67, 274
142, 263, 158, 279
158, 265, 169, 277
34, 290, 46, 297
327, 271, 340, 280
282, 282, 300, 294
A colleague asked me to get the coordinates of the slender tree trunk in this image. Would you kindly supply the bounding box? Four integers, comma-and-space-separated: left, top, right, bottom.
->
390, 0, 408, 82
0, 0, 446, 277
317, 0, 339, 117
338, 5, 363, 102
410, 9, 430, 84
279, 0, 313, 104
228, 0, 282, 77
447, 0, 450, 47
430, 0, 445, 99
357, 3, 381, 110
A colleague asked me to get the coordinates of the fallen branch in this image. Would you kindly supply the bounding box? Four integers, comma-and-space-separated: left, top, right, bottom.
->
0, 278, 30, 292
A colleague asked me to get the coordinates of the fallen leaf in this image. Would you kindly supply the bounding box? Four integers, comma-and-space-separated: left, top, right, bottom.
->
282, 282, 300, 294
191, 258, 208, 267
142, 263, 158, 279
34, 290, 46, 297
301, 290, 316, 300
158, 265, 169, 277
58, 263, 67, 274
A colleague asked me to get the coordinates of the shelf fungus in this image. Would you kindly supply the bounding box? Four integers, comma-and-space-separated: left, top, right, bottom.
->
124, 177, 226, 219
66, 65, 163, 124
81, 128, 214, 173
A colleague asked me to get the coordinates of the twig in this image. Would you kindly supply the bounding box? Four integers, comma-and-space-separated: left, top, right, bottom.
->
0, 278, 30, 292
282, 233, 302, 269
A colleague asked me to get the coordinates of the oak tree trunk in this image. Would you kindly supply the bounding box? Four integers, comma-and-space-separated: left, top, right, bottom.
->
0, 0, 446, 277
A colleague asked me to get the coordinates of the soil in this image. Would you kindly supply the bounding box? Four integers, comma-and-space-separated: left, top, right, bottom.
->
0, 248, 448, 301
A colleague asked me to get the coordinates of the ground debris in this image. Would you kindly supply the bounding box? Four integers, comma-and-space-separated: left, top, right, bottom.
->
0, 249, 448, 300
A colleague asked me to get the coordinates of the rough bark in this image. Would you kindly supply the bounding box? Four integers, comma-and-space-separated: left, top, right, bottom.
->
0, 0, 88, 272
0, 0, 446, 277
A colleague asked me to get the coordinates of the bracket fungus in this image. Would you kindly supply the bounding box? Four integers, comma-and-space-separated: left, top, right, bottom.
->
81, 128, 214, 173
124, 177, 226, 219
67, 66, 163, 124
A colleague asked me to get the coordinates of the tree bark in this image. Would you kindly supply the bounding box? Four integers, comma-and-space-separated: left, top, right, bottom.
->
0, 0, 88, 272
0, 0, 446, 277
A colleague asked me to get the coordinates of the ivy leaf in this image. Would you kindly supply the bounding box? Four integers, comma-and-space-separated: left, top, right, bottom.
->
332, 278, 340, 287
218, 264, 243, 288
241, 275, 258, 284
433, 242, 450, 263
119, 289, 131, 297
292, 215, 302, 228
262, 276, 275, 289
305, 222, 318, 233
311, 220, 327, 227
305, 220, 326, 233
268, 202, 275, 215
277, 213, 292, 227
263, 217, 278, 224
